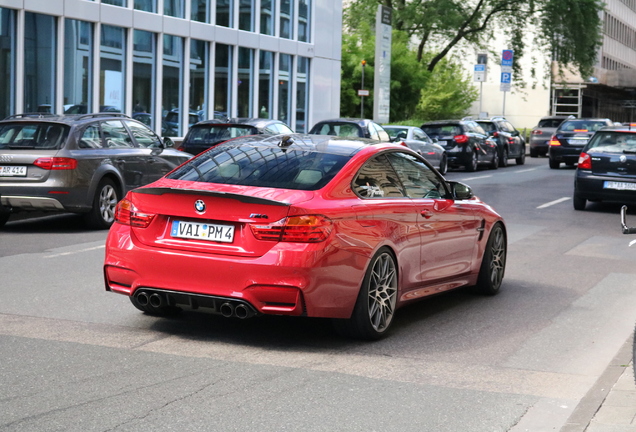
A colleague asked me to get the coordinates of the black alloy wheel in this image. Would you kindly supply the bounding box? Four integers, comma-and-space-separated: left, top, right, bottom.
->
475, 223, 506, 295
499, 147, 509, 167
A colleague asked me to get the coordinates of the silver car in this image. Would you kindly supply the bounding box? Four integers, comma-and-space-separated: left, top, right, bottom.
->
0, 113, 192, 229
383, 125, 448, 174
529, 115, 571, 157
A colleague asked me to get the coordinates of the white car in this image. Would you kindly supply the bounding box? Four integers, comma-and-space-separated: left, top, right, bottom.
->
383, 125, 448, 174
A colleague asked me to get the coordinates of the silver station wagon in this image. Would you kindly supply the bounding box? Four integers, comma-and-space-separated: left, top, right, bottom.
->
0, 113, 192, 229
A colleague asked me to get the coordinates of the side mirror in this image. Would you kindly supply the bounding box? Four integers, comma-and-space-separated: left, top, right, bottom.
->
448, 181, 474, 200
163, 137, 175, 148
621, 205, 636, 234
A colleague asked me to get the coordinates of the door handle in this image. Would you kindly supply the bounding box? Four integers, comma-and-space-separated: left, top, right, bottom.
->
421, 209, 433, 219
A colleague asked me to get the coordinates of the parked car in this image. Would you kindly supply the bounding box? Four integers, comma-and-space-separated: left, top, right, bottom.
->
0, 113, 192, 229
475, 117, 526, 167
132, 112, 152, 126
64, 105, 120, 114
548, 118, 614, 169
529, 115, 571, 157
573, 125, 636, 210
383, 125, 448, 174
179, 118, 294, 155
309, 118, 391, 142
103, 134, 507, 340
420, 119, 498, 171
162, 109, 205, 137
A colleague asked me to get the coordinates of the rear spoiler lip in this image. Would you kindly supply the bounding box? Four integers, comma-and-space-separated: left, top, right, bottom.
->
132, 187, 291, 207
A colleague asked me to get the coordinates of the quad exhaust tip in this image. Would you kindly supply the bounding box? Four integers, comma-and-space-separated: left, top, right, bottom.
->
134, 289, 257, 319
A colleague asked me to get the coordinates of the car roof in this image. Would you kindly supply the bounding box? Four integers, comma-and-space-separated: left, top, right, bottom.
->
313, 118, 371, 126
193, 118, 283, 128
421, 120, 467, 125
0, 113, 132, 125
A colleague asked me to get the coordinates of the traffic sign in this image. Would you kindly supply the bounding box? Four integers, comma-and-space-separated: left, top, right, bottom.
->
474, 64, 486, 82
500, 71, 511, 92
501, 49, 514, 67
358, 89, 369, 96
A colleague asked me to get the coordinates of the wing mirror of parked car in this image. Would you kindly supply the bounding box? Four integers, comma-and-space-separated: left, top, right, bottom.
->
163, 137, 175, 148
448, 181, 474, 200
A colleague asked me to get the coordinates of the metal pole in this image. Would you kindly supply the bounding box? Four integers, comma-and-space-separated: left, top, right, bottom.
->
361, 62, 365, 118
479, 81, 483, 114
503, 91, 507, 117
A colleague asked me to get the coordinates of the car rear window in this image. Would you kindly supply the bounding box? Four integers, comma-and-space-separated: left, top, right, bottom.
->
312, 123, 362, 138
167, 143, 351, 190
186, 125, 258, 145
384, 127, 407, 139
421, 125, 461, 136
538, 119, 565, 128
559, 120, 607, 132
0, 123, 70, 150
587, 132, 636, 153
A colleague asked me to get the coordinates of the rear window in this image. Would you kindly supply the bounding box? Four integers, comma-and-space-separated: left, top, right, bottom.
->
587, 132, 636, 154
421, 125, 461, 136
311, 123, 362, 138
537, 119, 565, 128
384, 127, 407, 139
475, 121, 495, 132
559, 120, 607, 132
0, 123, 70, 150
186, 125, 258, 145
167, 143, 351, 190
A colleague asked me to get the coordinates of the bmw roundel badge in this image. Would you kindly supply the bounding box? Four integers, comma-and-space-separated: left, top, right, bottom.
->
194, 200, 206, 213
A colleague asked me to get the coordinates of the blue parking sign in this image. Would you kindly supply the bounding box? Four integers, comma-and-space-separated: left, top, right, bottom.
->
501, 72, 511, 83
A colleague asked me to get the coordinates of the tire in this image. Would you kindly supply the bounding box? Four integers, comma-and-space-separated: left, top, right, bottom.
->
516, 149, 526, 165
498, 147, 509, 167
549, 158, 560, 169
475, 223, 506, 296
0, 209, 10, 228
333, 247, 398, 340
530, 148, 538, 158
490, 150, 499, 169
438, 154, 448, 175
573, 193, 587, 210
84, 178, 119, 229
465, 151, 478, 172
633, 322, 636, 385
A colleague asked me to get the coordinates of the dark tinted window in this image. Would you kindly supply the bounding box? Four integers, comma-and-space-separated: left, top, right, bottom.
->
559, 120, 608, 132
167, 144, 350, 190
421, 124, 461, 136
537, 119, 565, 128
187, 125, 258, 145
384, 127, 407, 139
312, 122, 362, 138
587, 131, 636, 153
0, 123, 69, 150
476, 121, 495, 133
387, 152, 446, 199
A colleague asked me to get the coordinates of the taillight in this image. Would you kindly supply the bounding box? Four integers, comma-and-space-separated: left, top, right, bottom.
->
33, 157, 77, 170
578, 152, 592, 169
492, 131, 499, 138
399, 141, 408, 147
532, 130, 542, 135
549, 136, 561, 146
114, 199, 155, 228
250, 215, 333, 243
454, 134, 469, 144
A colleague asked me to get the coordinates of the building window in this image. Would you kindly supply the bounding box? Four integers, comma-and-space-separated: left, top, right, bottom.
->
296, 57, 309, 132
133, 30, 156, 127
162, 34, 184, 136
259, 50, 274, 118
239, 0, 254, 31
0, 8, 15, 119
24, 13, 56, 113
190, 39, 208, 116
215, 44, 233, 119
280, 0, 293, 39
217, 0, 233, 27
134, 0, 156, 12
103, 0, 127, 6
238, 47, 254, 117
260, 0, 274, 35
298, 0, 310, 42
165, 0, 185, 18
100, 24, 126, 113
191, 0, 210, 22
64, 19, 93, 115
278, 53, 292, 123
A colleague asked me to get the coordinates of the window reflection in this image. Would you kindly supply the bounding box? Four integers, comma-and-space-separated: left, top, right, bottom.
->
260, 0, 274, 35
239, 0, 253, 31
162, 34, 184, 136
191, 0, 209, 22
64, 19, 92, 115
215, 44, 232, 120
0, 8, 15, 119
190, 39, 208, 116
296, 57, 309, 132
103, 0, 127, 6
24, 13, 56, 113
280, 0, 293, 39
100, 24, 126, 113
134, 0, 156, 12
278, 54, 292, 123
164, 0, 185, 18
298, 0, 311, 42
133, 30, 155, 127
259, 51, 274, 119
238, 47, 253, 117
217, 0, 232, 27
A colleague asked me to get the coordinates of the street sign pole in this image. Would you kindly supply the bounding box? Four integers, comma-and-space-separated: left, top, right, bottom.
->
500, 49, 514, 117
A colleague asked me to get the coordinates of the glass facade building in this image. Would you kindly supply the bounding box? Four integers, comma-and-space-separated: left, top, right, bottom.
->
0, 0, 342, 135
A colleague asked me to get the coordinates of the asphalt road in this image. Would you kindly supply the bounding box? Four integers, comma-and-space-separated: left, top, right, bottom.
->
1, 156, 635, 432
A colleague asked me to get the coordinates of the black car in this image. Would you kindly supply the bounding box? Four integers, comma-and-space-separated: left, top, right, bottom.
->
475, 117, 526, 167
573, 126, 636, 210
420, 119, 498, 171
548, 118, 614, 169
0, 113, 192, 229
309, 118, 391, 142
178, 118, 294, 155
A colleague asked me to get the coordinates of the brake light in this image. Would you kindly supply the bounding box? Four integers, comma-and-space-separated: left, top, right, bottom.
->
549, 136, 561, 146
33, 157, 77, 170
532, 130, 543, 135
573, 129, 588, 132
492, 131, 499, 138
454, 134, 469, 144
114, 199, 156, 228
578, 152, 592, 169
250, 215, 333, 243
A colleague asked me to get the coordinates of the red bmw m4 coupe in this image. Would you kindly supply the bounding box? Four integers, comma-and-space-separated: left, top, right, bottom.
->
104, 134, 507, 340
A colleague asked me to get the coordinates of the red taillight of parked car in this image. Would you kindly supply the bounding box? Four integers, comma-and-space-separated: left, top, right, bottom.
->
250, 215, 333, 243
532, 129, 543, 135
577, 152, 592, 169
114, 199, 156, 228
33, 157, 77, 170
549, 136, 561, 146
454, 134, 469, 144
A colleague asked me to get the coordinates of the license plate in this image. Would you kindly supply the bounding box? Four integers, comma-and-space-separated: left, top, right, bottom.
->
171, 220, 235, 243
603, 181, 636, 191
438, 140, 447, 146
568, 139, 588, 145
0, 165, 27, 176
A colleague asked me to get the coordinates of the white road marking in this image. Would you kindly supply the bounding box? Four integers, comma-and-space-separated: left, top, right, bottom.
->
45, 244, 105, 258
462, 175, 492, 181
517, 168, 539, 173
537, 197, 570, 209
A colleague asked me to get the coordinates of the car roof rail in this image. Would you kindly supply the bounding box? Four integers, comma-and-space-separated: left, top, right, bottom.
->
76, 113, 131, 120
3, 113, 59, 120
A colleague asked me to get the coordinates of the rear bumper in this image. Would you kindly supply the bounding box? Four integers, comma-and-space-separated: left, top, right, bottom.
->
549, 146, 583, 163
575, 171, 636, 203
0, 184, 90, 212
104, 223, 366, 319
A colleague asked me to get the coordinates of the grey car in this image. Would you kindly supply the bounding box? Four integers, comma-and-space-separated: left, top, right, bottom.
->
0, 113, 192, 229
383, 125, 448, 174
529, 115, 571, 157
